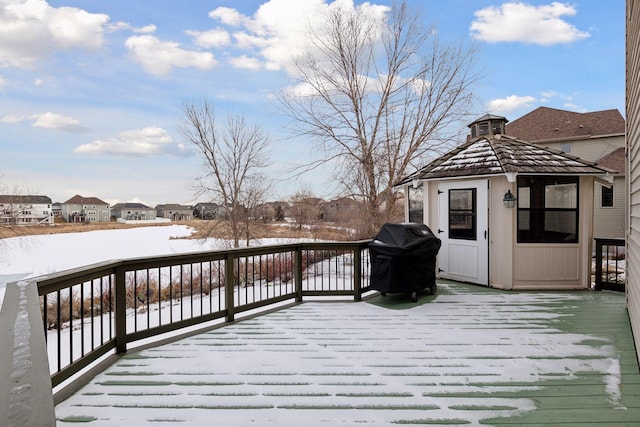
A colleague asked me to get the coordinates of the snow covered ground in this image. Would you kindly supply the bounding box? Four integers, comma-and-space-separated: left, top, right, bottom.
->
0, 225, 303, 305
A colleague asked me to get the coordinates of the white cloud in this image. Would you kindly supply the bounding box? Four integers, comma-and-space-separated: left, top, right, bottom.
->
0, 75, 6, 89
186, 28, 231, 48
207, 0, 389, 73
30, 112, 87, 132
470, 2, 590, 45
108, 21, 157, 34
229, 55, 262, 70
75, 126, 188, 156
563, 102, 587, 113
0, 114, 23, 124
34, 78, 44, 86
125, 35, 217, 76
488, 95, 536, 113
208, 6, 246, 27
540, 90, 574, 103
0, 0, 109, 68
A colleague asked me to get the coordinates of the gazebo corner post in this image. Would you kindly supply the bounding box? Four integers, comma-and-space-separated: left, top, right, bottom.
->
294, 247, 303, 303
225, 253, 235, 322
114, 265, 127, 354
354, 247, 362, 301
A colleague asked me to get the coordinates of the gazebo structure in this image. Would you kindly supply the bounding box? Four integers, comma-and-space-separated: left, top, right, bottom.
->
396, 115, 614, 290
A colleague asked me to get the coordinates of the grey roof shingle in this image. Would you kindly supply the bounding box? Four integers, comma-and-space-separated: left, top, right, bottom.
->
0, 195, 52, 204
398, 134, 614, 185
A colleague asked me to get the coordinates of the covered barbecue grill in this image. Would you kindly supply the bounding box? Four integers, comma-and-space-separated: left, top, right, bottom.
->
369, 223, 441, 302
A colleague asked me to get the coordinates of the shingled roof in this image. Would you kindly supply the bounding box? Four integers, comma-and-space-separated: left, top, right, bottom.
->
64, 195, 108, 205
596, 147, 625, 175
505, 107, 625, 142
0, 195, 52, 204
397, 134, 613, 185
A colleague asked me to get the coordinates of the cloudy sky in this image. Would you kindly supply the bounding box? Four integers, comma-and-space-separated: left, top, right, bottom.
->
0, 0, 624, 206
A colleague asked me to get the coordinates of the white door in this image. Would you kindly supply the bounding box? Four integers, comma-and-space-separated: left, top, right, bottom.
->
437, 180, 489, 286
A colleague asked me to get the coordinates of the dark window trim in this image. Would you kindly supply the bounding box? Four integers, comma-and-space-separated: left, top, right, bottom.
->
517, 176, 579, 244
601, 184, 614, 208
449, 188, 477, 241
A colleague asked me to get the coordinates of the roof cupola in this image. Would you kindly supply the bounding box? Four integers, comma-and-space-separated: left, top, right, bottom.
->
468, 114, 508, 140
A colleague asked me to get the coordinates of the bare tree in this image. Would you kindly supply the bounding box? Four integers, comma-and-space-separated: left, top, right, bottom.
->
182, 101, 271, 248
280, 1, 480, 235
289, 187, 322, 233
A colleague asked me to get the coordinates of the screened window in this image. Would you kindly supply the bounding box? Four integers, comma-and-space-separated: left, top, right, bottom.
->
517, 176, 579, 243
601, 184, 614, 208
449, 188, 476, 240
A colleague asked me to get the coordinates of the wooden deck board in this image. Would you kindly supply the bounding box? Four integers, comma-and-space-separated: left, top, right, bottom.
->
55, 282, 640, 426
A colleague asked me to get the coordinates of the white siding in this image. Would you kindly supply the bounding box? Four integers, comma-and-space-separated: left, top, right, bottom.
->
626, 0, 640, 362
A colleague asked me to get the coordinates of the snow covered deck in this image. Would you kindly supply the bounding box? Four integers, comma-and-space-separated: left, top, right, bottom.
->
55, 281, 640, 426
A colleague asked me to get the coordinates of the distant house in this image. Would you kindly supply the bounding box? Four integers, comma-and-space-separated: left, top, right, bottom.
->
506, 107, 626, 239
193, 202, 223, 220
110, 202, 156, 221
0, 195, 53, 225
321, 197, 360, 223
61, 195, 110, 223
51, 202, 62, 218
156, 204, 192, 221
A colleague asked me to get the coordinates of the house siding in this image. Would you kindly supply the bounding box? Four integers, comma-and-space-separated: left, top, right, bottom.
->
0, 196, 53, 225
626, 0, 640, 363
594, 177, 627, 238
542, 135, 624, 163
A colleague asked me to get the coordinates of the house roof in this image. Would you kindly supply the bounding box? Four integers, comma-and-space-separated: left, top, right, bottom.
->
398, 134, 614, 185
0, 195, 52, 204
505, 107, 625, 142
111, 202, 152, 209
156, 204, 191, 210
64, 195, 108, 205
596, 147, 626, 175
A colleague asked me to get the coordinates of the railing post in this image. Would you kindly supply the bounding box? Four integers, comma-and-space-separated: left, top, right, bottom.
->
594, 238, 603, 291
295, 247, 303, 303
114, 265, 127, 353
225, 253, 235, 322
354, 247, 362, 301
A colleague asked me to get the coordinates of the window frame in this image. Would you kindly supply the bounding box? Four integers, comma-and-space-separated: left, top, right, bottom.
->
517, 176, 579, 244
448, 188, 477, 241
600, 184, 614, 208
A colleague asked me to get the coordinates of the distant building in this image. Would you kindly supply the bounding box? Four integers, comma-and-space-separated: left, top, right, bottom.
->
52, 202, 62, 218
61, 195, 110, 223
110, 202, 156, 221
193, 202, 223, 220
321, 197, 360, 223
156, 204, 192, 221
0, 195, 53, 225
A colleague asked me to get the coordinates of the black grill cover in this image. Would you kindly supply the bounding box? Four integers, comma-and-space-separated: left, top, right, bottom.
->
369, 223, 441, 293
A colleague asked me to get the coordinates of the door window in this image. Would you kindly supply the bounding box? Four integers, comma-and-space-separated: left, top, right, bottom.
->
449, 188, 476, 240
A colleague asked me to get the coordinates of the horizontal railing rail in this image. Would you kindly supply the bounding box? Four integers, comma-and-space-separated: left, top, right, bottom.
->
33, 240, 371, 392
594, 238, 626, 292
